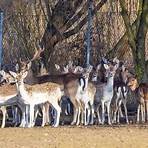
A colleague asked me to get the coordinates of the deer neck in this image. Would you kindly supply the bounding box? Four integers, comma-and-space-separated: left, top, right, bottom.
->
106, 76, 114, 88
18, 80, 28, 99
79, 77, 89, 91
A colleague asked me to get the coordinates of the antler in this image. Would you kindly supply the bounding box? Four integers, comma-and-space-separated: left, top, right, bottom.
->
31, 46, 44, 62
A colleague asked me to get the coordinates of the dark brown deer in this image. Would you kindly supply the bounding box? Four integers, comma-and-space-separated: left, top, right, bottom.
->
127, 76, 148, 123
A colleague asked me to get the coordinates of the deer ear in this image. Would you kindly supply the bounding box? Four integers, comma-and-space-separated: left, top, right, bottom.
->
22, 71, 28, 79
121, 65, 126, 71
63, 66, 69, 74
0, 70, 5, 77
9, 71, 17, 78
27, 62, 32, 70
86, 65, 93, 73
55, 64, 60, 70
73, 66, 84, 73
104, 64, 109, 70
114, 63, 119, 71
15, 64, 19, 72
96, 64, 101, 71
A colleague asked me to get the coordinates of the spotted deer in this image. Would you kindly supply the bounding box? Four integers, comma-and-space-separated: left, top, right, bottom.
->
9, 47, 62, 127
9, 67, 62, 127
127, 76, 148, 123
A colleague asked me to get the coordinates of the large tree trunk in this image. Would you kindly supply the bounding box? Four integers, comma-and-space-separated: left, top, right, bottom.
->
40, 0, 107, 71
118, 0, 148, 82
135, 0, 148, 82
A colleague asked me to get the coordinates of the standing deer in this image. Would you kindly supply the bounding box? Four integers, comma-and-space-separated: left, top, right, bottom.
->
111, 64, 130, 124
0, 83, 19, 128
9, 47, 62, 127
64, 65, 96, 125
94, 61, 119, 125
9, 68, 62, 127
127, 76, 148, 123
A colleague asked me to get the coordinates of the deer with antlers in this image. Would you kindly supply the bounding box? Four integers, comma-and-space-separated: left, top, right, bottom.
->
9, 47, 62, 127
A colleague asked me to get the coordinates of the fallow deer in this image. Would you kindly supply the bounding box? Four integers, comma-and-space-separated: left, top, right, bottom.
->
0, 83, 18, 128
111, 63, 130, 124
94, 62, 119, 125
9, 47, 62, 127
127, 76, 148, 123
64, 65, 96, 126
9, 69, 62, 127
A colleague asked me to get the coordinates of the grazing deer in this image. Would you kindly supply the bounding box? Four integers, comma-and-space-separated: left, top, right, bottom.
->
127, 76, 148, 123
94, 62, 119, 125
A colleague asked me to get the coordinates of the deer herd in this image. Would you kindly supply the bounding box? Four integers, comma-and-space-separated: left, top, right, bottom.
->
0, 48, 148, 128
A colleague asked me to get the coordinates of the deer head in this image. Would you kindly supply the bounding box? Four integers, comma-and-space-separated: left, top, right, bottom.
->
0, 70, 16, 84
91, 64, 101, 82
55, 60, 84, 74
81, 65, 93, 79
19, 45, 44, 73
127, 76, 138, 91
9, 70, 28, 85
104, 62, 119, 79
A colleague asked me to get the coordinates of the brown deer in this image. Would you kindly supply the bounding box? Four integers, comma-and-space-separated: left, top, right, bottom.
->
127, 76, 148, 123
111, 64, 131, 124
0, 82, 18, 128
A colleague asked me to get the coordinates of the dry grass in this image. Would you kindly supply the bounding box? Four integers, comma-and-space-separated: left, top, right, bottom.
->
0, 125, 148, 148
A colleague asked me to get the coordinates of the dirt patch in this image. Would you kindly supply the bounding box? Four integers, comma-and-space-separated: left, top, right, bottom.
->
0, 125, 148, 148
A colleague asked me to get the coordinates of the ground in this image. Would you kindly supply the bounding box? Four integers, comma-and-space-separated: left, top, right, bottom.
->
0, 125, 148, 148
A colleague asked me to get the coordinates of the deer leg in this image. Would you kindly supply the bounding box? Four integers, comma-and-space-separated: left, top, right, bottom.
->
29, 105, 35, 128
25, 105, 29, 127
1, 106, 6, 128
89, 102, 94, 125
101, 101, 105, 124
146, 101, 148, 122
119, 107, 124, 118
97, 105, 101, 124
52, 102, 61, 127
141, 103, 145, 123
84, 104, 88, 126
71, 100, 78, 125
41, 104, 46, 127
117, 100, 122, 124
107, 102, 111, 125
45, 103, 50, 125
136, 104, 140, 124
19, 104, 26, 128
76, 107, 81, 126
34, 105, 39, 125
123, 100, 129, 124
112, 106, 118, 124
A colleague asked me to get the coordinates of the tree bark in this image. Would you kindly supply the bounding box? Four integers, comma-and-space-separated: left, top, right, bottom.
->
119, 0, 148, 82
41, 0, 107, 70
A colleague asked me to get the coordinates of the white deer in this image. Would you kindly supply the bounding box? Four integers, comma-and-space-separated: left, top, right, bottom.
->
94, 62, 119, 125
